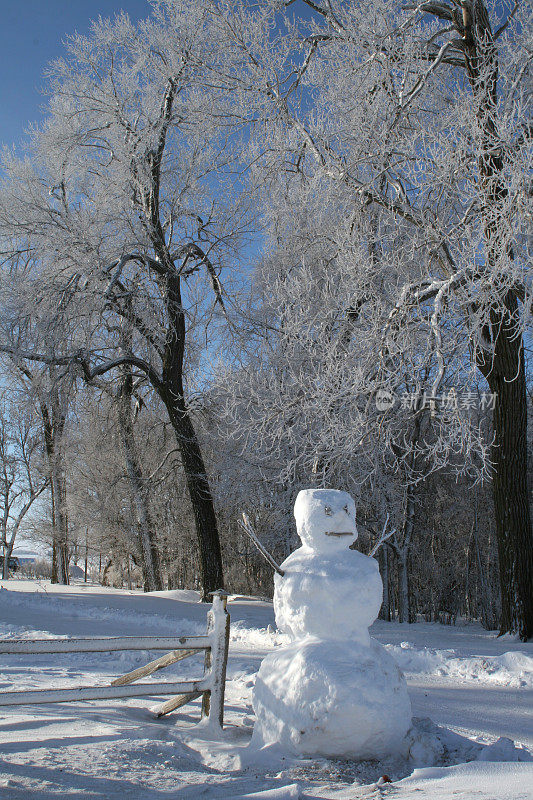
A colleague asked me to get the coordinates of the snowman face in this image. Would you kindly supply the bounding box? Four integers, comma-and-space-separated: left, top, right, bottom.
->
294, 489, 357, 551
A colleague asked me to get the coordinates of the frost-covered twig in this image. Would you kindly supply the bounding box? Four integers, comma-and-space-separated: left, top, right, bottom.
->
369, 514, 397, 557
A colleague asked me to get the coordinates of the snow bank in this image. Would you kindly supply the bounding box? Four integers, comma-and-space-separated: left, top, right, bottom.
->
238, 786, 300, 799
406, 717, 532, 767
0, 621, 68, 641
385, 641, 533, 688
0, 585, 205, 636
395, 762, 533, 800
231, 621, 533, 691
230, 621, 288, 652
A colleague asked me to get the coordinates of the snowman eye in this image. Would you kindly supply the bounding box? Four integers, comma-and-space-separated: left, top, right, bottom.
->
343, 505, 349, 514
324, 506, 332, 516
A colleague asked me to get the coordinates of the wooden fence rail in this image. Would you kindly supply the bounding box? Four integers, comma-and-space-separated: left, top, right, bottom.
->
0, 590, 230, 726
0, 636, 211, 655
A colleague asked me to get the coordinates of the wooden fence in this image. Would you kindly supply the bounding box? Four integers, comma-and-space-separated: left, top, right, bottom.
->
0, 590, 230, 726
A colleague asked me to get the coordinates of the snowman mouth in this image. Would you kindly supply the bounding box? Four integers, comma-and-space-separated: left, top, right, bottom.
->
324, 531, 353, 537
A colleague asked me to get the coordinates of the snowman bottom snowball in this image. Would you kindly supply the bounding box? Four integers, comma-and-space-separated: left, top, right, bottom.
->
252, 638, 411, 760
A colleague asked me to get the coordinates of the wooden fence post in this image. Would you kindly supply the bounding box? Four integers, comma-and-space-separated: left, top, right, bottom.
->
201, 590, 230, 728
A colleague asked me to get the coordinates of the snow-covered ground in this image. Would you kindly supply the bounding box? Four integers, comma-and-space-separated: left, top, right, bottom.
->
0, 580, 531, 800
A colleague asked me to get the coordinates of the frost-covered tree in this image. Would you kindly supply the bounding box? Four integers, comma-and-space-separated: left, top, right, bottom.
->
0, 2, 255, 597
214, 0, 533, 637
0, 391, 48, 580
220, 212, 481, 622
0, 319, 74, 585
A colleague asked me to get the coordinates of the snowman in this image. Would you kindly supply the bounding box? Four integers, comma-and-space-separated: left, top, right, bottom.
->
251, 488, 412, 760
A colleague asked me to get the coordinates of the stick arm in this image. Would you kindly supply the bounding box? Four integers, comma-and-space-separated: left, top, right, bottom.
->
238, 513, 286, 577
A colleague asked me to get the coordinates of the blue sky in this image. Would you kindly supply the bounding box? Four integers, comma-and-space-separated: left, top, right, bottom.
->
0, 0, 151, 150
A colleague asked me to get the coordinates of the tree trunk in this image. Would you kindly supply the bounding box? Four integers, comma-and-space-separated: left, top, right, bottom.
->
116, 373, 163, 592
165, 398, 224, 599
475, 530, 495, 631
397, 548, 410, 624
84, 530, 88, 582
395, 485, 416, 624
481, 327, 533, 639
49, 449, 69, 585
40, 369, 69, 585
2, 540, 13, 580
378, 545, 391, 621
158, 269, 224, 600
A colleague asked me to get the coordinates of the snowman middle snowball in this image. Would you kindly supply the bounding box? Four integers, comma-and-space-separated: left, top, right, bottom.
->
251, 488, 412, 760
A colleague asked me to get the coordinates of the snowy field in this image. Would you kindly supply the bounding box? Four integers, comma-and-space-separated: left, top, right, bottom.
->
0, 580, 531, 800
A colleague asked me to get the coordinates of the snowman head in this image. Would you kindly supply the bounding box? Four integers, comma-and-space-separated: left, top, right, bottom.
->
294, 489, 357, 552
